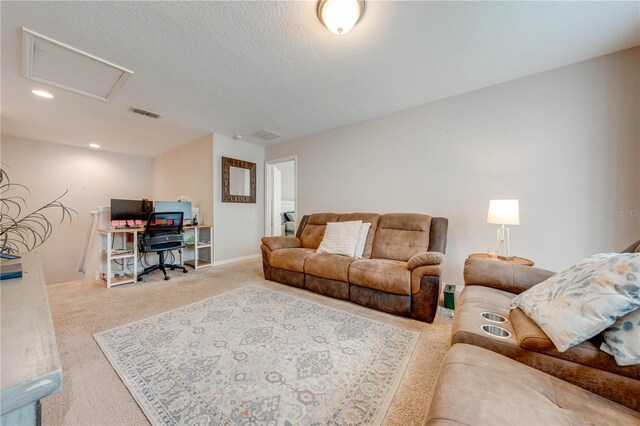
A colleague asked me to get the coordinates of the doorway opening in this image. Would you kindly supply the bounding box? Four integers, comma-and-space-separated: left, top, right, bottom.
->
265, 157, 297, 237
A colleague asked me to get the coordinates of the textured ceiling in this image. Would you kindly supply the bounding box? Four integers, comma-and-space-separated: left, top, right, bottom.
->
1, 1, 639, 156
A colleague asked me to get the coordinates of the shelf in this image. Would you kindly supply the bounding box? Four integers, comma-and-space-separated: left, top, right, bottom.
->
102, 273, 136, 286
184, 259, 211, 268
101, 250, 135, 259
185, 242, 211, 248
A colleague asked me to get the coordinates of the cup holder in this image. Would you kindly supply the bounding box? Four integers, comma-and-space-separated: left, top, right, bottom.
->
482, 324, 511, 339
481, 312, 507, 323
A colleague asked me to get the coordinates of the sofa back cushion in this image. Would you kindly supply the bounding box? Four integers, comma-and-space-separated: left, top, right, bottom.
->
371, 213, 432, 261
338, 213, 380, 259
428, 217, 449, 254
299, 213, 340, 249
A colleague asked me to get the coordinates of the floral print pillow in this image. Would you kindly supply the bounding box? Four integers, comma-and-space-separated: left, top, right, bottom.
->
511, 253, 640, 352
601, 307, 640, 366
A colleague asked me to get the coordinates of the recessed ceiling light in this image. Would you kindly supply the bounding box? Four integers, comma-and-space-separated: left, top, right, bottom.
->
317, 0, 365, 35
89, 143, 101, 149
32, 89, 54, 98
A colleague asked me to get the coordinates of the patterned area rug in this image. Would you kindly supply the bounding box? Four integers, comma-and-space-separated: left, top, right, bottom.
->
95, 285, 419, 425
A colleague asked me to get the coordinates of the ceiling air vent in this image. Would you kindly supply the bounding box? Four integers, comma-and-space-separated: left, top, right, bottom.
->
252, 129, 281, 141
130, 107, 161, 119
23, 28, 133, 103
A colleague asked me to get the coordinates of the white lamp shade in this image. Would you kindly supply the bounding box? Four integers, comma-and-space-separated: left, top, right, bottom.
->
487, 199, 520, 225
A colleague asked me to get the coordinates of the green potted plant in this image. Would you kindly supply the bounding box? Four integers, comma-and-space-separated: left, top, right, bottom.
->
0, 165, 76, 254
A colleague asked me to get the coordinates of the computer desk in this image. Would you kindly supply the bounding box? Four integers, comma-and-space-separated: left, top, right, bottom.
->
97, 224, 213, 288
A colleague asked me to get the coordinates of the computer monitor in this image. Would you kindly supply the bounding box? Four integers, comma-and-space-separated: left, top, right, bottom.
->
110, 199, 153, 221
154, 201, 192, 223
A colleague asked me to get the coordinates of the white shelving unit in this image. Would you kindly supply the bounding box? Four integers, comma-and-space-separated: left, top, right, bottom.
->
97, 228, 138, 288
184, 226, 213, 270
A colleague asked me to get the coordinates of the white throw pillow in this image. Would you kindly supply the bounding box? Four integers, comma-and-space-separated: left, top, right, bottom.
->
510, 253, 640, 352
601, 307, 640, 366
316, 221, 362, 257
354, 223, 371, 259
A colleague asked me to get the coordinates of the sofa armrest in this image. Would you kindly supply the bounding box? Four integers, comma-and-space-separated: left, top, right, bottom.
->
261, 236, 301, 251
464, 257, 555, 295
407, 252, 445, 271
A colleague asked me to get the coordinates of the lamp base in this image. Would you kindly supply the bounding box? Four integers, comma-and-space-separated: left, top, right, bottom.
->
498, 255, 514, 261
496, 225, 511, 259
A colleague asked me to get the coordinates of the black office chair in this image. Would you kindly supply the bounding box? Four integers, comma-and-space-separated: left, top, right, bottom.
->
137, 212, 188, 281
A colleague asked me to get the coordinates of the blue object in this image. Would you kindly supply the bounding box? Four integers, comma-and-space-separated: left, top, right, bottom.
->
155, 201, 192, 221
0, 263, 23, 280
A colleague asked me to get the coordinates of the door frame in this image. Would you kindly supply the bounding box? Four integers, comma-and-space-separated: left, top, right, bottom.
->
264, 156, 297, 237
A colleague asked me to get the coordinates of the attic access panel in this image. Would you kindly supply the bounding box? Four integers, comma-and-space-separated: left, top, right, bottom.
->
23, 28, 133, 102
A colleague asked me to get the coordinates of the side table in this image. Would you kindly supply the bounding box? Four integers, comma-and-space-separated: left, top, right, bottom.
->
468, 253, 534, 266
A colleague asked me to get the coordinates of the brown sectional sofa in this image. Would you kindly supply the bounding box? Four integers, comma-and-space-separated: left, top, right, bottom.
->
261, 212, 448, 323
453, 256, 640, 410
426, 241, 640, 423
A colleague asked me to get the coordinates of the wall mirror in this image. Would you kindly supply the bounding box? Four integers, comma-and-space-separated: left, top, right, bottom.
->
222, 156, 256, 203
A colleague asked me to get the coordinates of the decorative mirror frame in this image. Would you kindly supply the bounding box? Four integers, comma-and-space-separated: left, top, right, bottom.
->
222, 156, 257, 203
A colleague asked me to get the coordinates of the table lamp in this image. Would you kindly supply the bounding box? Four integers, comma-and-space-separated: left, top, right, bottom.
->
487, 199, 520, 260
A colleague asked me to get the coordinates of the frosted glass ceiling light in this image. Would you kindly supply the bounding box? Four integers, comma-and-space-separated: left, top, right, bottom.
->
317, 0, 365, 35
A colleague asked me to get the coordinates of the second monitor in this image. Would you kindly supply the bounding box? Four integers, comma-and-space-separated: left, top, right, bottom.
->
155, 201, 192, 224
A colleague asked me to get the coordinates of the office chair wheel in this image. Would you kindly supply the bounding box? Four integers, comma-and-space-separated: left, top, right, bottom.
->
183, 269, 188, 273
164, 276, 170, 281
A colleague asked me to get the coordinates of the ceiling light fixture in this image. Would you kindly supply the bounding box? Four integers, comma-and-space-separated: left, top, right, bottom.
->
89, 143, 101, 149
32, 89, 53, 98
317, 0, 365, 35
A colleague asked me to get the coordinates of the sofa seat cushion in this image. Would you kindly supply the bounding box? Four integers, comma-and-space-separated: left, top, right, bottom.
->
349, 259, 411, 296
304, 253, 357, 282
269, 248, 316, 273
426, 344, 640, 425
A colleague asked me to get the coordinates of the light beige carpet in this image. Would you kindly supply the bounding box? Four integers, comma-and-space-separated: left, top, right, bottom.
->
44, 259, 452, 426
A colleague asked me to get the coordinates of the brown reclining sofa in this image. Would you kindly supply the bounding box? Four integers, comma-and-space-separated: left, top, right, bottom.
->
260, 212, 448, 323
425, 239, 640, 424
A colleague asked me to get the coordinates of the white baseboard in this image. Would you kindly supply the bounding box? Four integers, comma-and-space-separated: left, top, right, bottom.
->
213, 254, 260, 266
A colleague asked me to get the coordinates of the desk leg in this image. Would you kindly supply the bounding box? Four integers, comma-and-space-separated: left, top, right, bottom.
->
133, 230, 138, 281
106, 232, 112, 288
98, 232, 103, 281
194, 228, 198, 269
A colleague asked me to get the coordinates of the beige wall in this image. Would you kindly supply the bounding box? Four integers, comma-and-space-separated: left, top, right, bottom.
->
152, 134, 214, 225
267, 48, 640, 284
0, 135, 153, 284
213, 133, 265, 263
